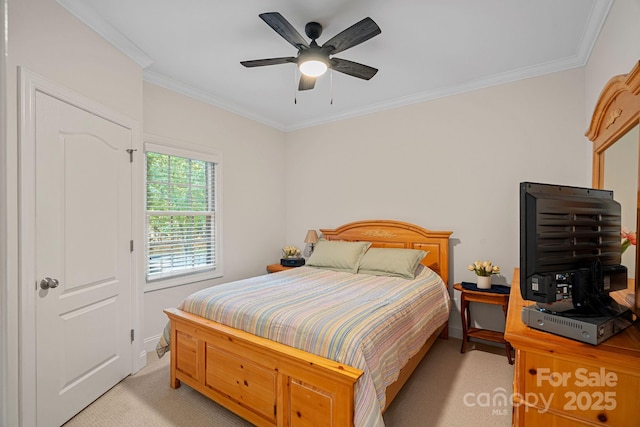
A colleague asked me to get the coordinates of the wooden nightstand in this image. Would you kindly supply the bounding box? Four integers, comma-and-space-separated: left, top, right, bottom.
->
453, 282, 513, 364
266, 264, 294, 273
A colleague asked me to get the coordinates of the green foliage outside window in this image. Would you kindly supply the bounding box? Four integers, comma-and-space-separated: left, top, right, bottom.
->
146, 151, 216, 279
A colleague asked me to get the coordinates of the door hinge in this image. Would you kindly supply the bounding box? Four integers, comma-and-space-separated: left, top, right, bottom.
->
130, 329, 135, 343
130, 240, 134, 252
126, 148, 137, 163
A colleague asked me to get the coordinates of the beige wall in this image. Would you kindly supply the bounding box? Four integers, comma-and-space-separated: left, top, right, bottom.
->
2, 0, 639, 424
284, 68, 588, 337
3, 1, 289, 423
283, 0, 640, 340
0, 1, 7, 426
142, 82, 286, 351
585, 0, 640, 122
584, 0, 640, 182
584, 0, 640, 302
4, 0, 144, 425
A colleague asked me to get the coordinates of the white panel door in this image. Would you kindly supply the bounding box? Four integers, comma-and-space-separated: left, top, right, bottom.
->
35, 91, 132, 426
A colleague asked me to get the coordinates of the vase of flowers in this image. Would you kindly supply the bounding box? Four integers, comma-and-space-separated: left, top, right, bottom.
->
468, 260, 500, 289
282, 245, 301, 258
621, 229, 636, 254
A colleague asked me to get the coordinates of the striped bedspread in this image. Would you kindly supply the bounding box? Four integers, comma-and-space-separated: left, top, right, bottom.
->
157, 265, 450, 427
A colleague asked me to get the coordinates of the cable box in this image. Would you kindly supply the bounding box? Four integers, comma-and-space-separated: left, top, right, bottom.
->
521, 304, 634, 345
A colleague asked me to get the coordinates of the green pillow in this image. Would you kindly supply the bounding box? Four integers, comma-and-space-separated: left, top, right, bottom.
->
358, 248, 428, 280
306, 239, 372, 273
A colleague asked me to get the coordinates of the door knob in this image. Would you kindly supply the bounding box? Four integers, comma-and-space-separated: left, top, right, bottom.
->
40, 277, 59, 290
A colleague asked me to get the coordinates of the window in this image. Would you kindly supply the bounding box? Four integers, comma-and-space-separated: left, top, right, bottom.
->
145, 139, 221, 289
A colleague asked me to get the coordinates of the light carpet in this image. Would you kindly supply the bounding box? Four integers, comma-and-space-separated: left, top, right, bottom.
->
63, 338, 514, 427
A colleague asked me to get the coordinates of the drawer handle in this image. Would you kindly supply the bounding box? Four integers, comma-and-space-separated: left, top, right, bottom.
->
528, 368, 537, 375
597, 413, 608, 423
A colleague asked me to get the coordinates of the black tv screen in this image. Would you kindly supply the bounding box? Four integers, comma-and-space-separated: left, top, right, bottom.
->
519, 182, 627, 312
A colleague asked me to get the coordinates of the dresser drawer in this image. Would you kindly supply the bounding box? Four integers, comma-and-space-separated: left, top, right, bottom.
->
518, 406, 607, 427
518, 351, 639, 426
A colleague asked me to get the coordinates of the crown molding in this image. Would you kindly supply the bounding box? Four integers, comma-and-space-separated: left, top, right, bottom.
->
57, 0, 153, 68
145, 55, 588, 133
577, 0, 614, 64
143, 70, 287, 131
287, 56, 588, 131
58, 0, 613, 132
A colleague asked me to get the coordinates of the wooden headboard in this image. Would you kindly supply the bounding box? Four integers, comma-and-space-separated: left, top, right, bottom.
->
320, 220, 453, 285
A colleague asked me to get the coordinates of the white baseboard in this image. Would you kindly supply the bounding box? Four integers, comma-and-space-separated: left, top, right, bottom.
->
134, 350, 147, 374
144, 333, 162, 354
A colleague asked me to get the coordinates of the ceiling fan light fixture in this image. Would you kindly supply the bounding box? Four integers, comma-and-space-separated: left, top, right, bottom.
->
241, 13, 381, 91
299, 59, 328, 77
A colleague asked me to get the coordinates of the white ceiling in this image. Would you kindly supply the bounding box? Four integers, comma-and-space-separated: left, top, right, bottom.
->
58, 0, 612, 131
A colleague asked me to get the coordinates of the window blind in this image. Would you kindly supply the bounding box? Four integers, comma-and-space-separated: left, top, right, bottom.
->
146, 151, 216, 280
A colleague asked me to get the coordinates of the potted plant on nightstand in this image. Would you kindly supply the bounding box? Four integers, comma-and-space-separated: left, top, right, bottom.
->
280, 245, 305, 267
468, 260, 500, 289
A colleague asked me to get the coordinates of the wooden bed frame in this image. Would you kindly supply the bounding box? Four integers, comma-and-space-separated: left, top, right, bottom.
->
164, 220, 452, 427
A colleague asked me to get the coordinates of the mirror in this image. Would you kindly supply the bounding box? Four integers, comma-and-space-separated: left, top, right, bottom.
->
602, 124, 638, 291
587, 60, 640, 312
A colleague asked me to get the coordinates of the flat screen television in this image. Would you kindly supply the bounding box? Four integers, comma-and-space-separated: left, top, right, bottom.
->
519, 182, 627, 314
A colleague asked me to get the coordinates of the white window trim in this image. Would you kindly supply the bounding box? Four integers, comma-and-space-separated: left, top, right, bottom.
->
143, 135, 223, 292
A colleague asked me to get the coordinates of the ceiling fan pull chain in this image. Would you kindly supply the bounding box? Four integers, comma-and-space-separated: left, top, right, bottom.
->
330, 69, 333, 105
294, 67, 297, 104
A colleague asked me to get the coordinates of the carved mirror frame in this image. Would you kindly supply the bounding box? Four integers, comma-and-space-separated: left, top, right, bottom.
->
586, 60, 640, 311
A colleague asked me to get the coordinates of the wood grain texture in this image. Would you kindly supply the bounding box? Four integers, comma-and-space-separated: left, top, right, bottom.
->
586, 59, 640, 324
165, 220, 452, 426
266, 264, 294, 273
321, 219, 452, 286
586, 60, 640, 164
506, 268, 640, 426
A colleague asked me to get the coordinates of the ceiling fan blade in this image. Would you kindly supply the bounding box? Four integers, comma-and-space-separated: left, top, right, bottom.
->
240, 57, 296, 67
259, 12, 309, 50
330, 58, 378, 80
298, 74, 316, 91
322, 17, 381, 55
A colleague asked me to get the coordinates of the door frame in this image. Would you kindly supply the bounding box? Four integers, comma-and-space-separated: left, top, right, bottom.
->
0, 1, 8, 426
18, 67, 144, 427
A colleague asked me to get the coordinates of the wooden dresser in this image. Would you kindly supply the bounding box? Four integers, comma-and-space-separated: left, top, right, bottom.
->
505, 269, 640, 426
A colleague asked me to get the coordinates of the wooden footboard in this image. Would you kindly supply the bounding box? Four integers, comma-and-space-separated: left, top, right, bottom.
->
164, 220, 452, 426
165, 308, 363, 427
165, 308, 446, 426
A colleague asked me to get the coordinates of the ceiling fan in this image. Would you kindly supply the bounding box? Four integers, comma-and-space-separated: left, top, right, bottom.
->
240, 12, 381, 91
